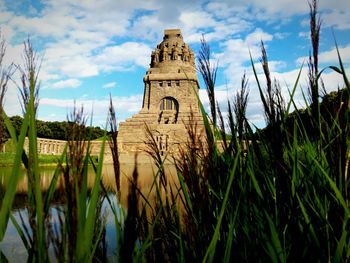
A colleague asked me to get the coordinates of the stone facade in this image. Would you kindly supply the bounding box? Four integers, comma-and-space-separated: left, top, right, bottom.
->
118, 29, 204, 162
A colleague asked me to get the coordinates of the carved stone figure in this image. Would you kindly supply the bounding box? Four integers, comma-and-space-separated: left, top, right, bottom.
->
189, 51, 195, 65
150, 51, 155, 67
162, 45, 168, 61
154, 48, 160, 63
156, 134, 168, 153
172, 44, 179, 60
182, 43, 189, 61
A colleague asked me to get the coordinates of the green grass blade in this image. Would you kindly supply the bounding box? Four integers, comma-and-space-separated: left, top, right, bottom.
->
0, 111, 29, 241
247, 164, 263, 199
77, 141, 92, 231
44, 144, 67, 214
249, 50, 270, 119
3, 113, 29, 167
329, 66, 342, 75
284, 63, 304, 121
333, 38, 350, 89
134, 204, 163, 262
313, 159, 350, 217
223, 195, 241, 263
334, 222, 348, 262
79, 116, 95, 225
202, 152, 239, 263
176, 170, 193, 212
88, 219, 106, 263
265, 212, 285, 263
76, 133, 106, 260
190, 80, 215, 146
27, 84, 47, 262
296, 194, 320, 246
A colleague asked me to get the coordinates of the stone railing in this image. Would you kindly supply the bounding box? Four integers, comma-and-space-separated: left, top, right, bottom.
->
22, 138, 113, 162
24, 137, 67, 155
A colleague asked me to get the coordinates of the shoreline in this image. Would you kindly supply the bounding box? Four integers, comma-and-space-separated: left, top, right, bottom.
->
0, 152, 62, 167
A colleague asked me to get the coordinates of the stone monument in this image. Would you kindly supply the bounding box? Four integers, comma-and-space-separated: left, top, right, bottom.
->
118, 29, 204, 162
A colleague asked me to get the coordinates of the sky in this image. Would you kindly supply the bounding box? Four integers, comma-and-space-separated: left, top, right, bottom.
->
0, 0, 349, 128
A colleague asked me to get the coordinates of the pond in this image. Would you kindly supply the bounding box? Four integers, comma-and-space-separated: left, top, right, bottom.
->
0, 163, 177, 261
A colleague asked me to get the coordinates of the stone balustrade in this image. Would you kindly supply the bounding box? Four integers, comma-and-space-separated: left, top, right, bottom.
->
22, 138, 113, 162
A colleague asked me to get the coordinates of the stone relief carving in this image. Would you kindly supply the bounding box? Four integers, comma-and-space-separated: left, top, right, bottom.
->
182, 43, 189, 62
154, 48, 160, 63
162, 45, 168, 61
156, 133, 169, 155
158, 110, 177, 124
189, 51, 195, 64
172, 43, 179, 60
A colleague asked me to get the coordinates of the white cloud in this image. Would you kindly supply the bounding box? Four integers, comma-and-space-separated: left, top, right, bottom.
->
214, 28, 273, 74
51, 79, 81, 89
0, 0, 158, 82
41, 40, 101, 79
245, 28, 273, 45
61, 57, 99, 78
296, 44, 350, 66
2, 43, 23, 67
0, 10, 13, 23
102, 82, 117, 89
323, 10, 350, 30
185, 17, 252, 43
205, 0, 306, 22
39, 94, 144, 125
319, 44, 350, 64
205, 2, 250, 20
40, 95, 143, 113
129, 4, 252, 44
180, 11, 217, 30
0, 24, 14, 43
94, 42, 152, 71
2, 79, 25, 117
205, 0, 350, 30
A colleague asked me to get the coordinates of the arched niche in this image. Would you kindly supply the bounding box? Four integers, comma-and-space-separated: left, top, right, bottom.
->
158, 97, 179, 124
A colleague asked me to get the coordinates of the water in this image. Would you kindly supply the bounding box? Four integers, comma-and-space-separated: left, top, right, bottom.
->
0, 163, 177, 261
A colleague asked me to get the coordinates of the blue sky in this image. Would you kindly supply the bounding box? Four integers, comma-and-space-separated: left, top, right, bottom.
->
1, 0, 349, 128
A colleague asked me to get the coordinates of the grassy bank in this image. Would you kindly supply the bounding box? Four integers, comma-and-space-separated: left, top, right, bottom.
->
0, 152, 61, 166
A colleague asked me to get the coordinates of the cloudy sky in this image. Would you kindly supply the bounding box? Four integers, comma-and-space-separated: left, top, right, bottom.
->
1, 0, 349, 128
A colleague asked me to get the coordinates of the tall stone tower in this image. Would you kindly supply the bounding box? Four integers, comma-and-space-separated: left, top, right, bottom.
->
118, 29, 204, 162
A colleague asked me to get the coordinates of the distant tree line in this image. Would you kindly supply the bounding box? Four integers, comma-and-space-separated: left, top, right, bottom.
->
260, 87, 349, 140
1, 115, 106, 141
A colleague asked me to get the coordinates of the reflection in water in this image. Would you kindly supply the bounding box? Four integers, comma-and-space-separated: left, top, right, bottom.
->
0, 163, 177, 207
0, 163, 177, 261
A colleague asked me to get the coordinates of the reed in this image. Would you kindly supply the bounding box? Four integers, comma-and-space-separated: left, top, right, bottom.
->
0, 39, 107, 262
108, 95, 120, 193
198, 35, 218, 127
129, 1, 350, 262
0, 31, 9, 150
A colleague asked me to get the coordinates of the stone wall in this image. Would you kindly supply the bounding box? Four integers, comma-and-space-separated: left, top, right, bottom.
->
23, 137, 113, 162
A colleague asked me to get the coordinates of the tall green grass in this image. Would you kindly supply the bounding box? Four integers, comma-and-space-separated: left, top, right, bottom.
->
127, 1, 350, 262
0, 39, 108, 262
